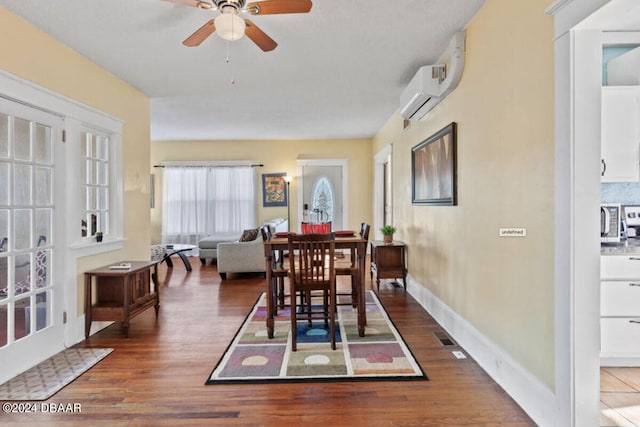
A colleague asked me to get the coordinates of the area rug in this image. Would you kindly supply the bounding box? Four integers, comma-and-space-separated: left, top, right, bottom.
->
206, 291, 427, 384
0, 348, 113, 400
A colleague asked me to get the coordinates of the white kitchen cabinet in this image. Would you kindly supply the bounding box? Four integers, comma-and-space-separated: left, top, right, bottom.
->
601, 254, 640, 366
601, 86, 640, 182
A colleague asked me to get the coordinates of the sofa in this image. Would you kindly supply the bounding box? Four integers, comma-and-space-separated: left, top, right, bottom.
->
217, 230, 265, 279
198, 232, 241, 265
213, 218, 288, 279
198, 218, 288, 266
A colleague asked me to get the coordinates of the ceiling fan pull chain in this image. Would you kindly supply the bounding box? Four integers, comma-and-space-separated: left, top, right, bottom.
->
225, 41, 236, 85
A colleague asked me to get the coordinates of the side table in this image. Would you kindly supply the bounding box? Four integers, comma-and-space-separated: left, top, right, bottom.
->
163, 244, 196, 272
370, 240, 407, 292
84, 260, 159, 338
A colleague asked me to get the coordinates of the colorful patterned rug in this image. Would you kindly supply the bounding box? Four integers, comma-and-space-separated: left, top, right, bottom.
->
206, 291, 427, 384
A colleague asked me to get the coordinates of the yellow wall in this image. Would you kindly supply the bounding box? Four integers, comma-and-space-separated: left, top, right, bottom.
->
150, 139, 373, 243
0, 7, 151, 313
1, 0, 555, 389
374, 0, 555, 387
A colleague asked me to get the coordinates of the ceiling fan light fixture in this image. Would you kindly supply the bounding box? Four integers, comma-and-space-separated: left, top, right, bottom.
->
215, 11, 246, 41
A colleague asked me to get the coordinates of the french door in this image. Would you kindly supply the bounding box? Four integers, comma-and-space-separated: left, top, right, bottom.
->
0, 97, 65, 383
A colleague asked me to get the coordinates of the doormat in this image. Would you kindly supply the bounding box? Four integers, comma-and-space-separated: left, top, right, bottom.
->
0, 347, 113, 400
206, 291, 427, 384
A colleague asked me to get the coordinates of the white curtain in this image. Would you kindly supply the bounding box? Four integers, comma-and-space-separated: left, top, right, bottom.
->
161, 166, 257, 247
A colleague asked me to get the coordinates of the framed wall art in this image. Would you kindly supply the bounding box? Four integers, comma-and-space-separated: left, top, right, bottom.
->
411, 122, 457, 205
262, 173, 288, 207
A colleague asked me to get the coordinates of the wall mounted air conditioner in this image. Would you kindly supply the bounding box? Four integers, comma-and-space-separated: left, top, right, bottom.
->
399, 65, 446, 120
400, 31, 466, 121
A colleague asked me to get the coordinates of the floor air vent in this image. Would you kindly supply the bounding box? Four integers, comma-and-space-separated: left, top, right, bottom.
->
433, 331, 456, 346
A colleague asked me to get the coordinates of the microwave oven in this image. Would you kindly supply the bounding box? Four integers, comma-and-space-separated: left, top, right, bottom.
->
601, 203, 622, 243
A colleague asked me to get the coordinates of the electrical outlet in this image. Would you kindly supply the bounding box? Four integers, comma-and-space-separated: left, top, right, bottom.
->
452, 351, 466, 359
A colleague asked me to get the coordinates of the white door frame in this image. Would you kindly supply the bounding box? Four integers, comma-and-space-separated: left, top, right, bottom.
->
548, 0, 634, 425
296, 159, 348, 232
374, 145, 392, 241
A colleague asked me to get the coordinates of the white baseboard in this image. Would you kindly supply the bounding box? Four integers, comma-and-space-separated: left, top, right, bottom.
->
71, 315, 113, 344
406, 275, 555, 427
601, 354, 640, 367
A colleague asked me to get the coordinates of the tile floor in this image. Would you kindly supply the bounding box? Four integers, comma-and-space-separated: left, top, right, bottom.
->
601, 367, 640, 426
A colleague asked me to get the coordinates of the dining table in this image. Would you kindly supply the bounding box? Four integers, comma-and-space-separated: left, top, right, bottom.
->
263, 233, 368, 339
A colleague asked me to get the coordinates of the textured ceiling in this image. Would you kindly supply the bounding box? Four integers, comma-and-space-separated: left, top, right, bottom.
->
0, 0, 485, 141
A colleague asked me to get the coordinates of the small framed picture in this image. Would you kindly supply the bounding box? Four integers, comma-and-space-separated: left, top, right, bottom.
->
262, 173, 287, 207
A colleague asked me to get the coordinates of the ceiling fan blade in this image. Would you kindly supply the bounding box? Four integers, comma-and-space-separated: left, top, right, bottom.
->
163, 0, 214, 9
183, 19, 216, 46
246, 0, 312, 15
244, 20, 277, 52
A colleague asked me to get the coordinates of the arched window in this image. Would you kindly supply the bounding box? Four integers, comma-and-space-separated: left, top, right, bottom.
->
312, 177, 334, 223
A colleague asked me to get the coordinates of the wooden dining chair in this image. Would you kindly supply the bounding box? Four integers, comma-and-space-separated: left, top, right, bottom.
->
261, 226, 288, 313
335, 223, 370, 308
287, 232, 337, 351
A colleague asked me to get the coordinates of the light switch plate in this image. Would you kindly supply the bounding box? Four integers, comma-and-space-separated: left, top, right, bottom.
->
452, 351, 467, 359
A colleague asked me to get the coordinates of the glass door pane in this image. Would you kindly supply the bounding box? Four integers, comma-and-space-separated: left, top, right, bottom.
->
300, 164, 344, 231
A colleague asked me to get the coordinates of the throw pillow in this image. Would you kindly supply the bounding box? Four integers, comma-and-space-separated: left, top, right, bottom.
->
239, 228, 259, 242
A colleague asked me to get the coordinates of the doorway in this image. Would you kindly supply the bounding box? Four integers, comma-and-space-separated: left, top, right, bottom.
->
374, 145, 393, 241
296, 159, 348, 232
0, 97, 65, 384
551, 0, 640, 424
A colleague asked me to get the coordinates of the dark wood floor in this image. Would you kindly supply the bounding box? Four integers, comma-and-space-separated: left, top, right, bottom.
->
3, 258, 535, 426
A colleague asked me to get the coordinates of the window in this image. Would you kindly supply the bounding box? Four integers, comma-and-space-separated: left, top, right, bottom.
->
161, 165, 256, 244
80, 131, 110, 238
65, 119, 122, 253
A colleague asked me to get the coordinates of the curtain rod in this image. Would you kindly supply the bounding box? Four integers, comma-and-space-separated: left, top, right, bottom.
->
153, 163, 263, 168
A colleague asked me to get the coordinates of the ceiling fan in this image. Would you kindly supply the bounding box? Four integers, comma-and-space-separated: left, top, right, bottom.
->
166, 0, 313, 52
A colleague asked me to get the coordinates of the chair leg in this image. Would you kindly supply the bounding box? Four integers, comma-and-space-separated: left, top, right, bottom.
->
306, 291, 312, 327
323, 290, 329, 327
351, 273, 358, 308
270, 277, 279, 316
278, 277, 285, 309
330, 286, 336, 350
291, 292, 297, 352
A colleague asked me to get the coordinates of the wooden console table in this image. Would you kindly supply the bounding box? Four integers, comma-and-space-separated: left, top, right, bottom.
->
84, 261, 159, 338
370, 240, 407, 292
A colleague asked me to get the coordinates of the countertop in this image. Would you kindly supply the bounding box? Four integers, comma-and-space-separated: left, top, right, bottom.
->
601, 238, 640, 255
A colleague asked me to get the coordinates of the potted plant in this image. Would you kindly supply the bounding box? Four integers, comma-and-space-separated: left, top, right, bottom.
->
380, 225, 397, 244
95, 231, 103, 242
